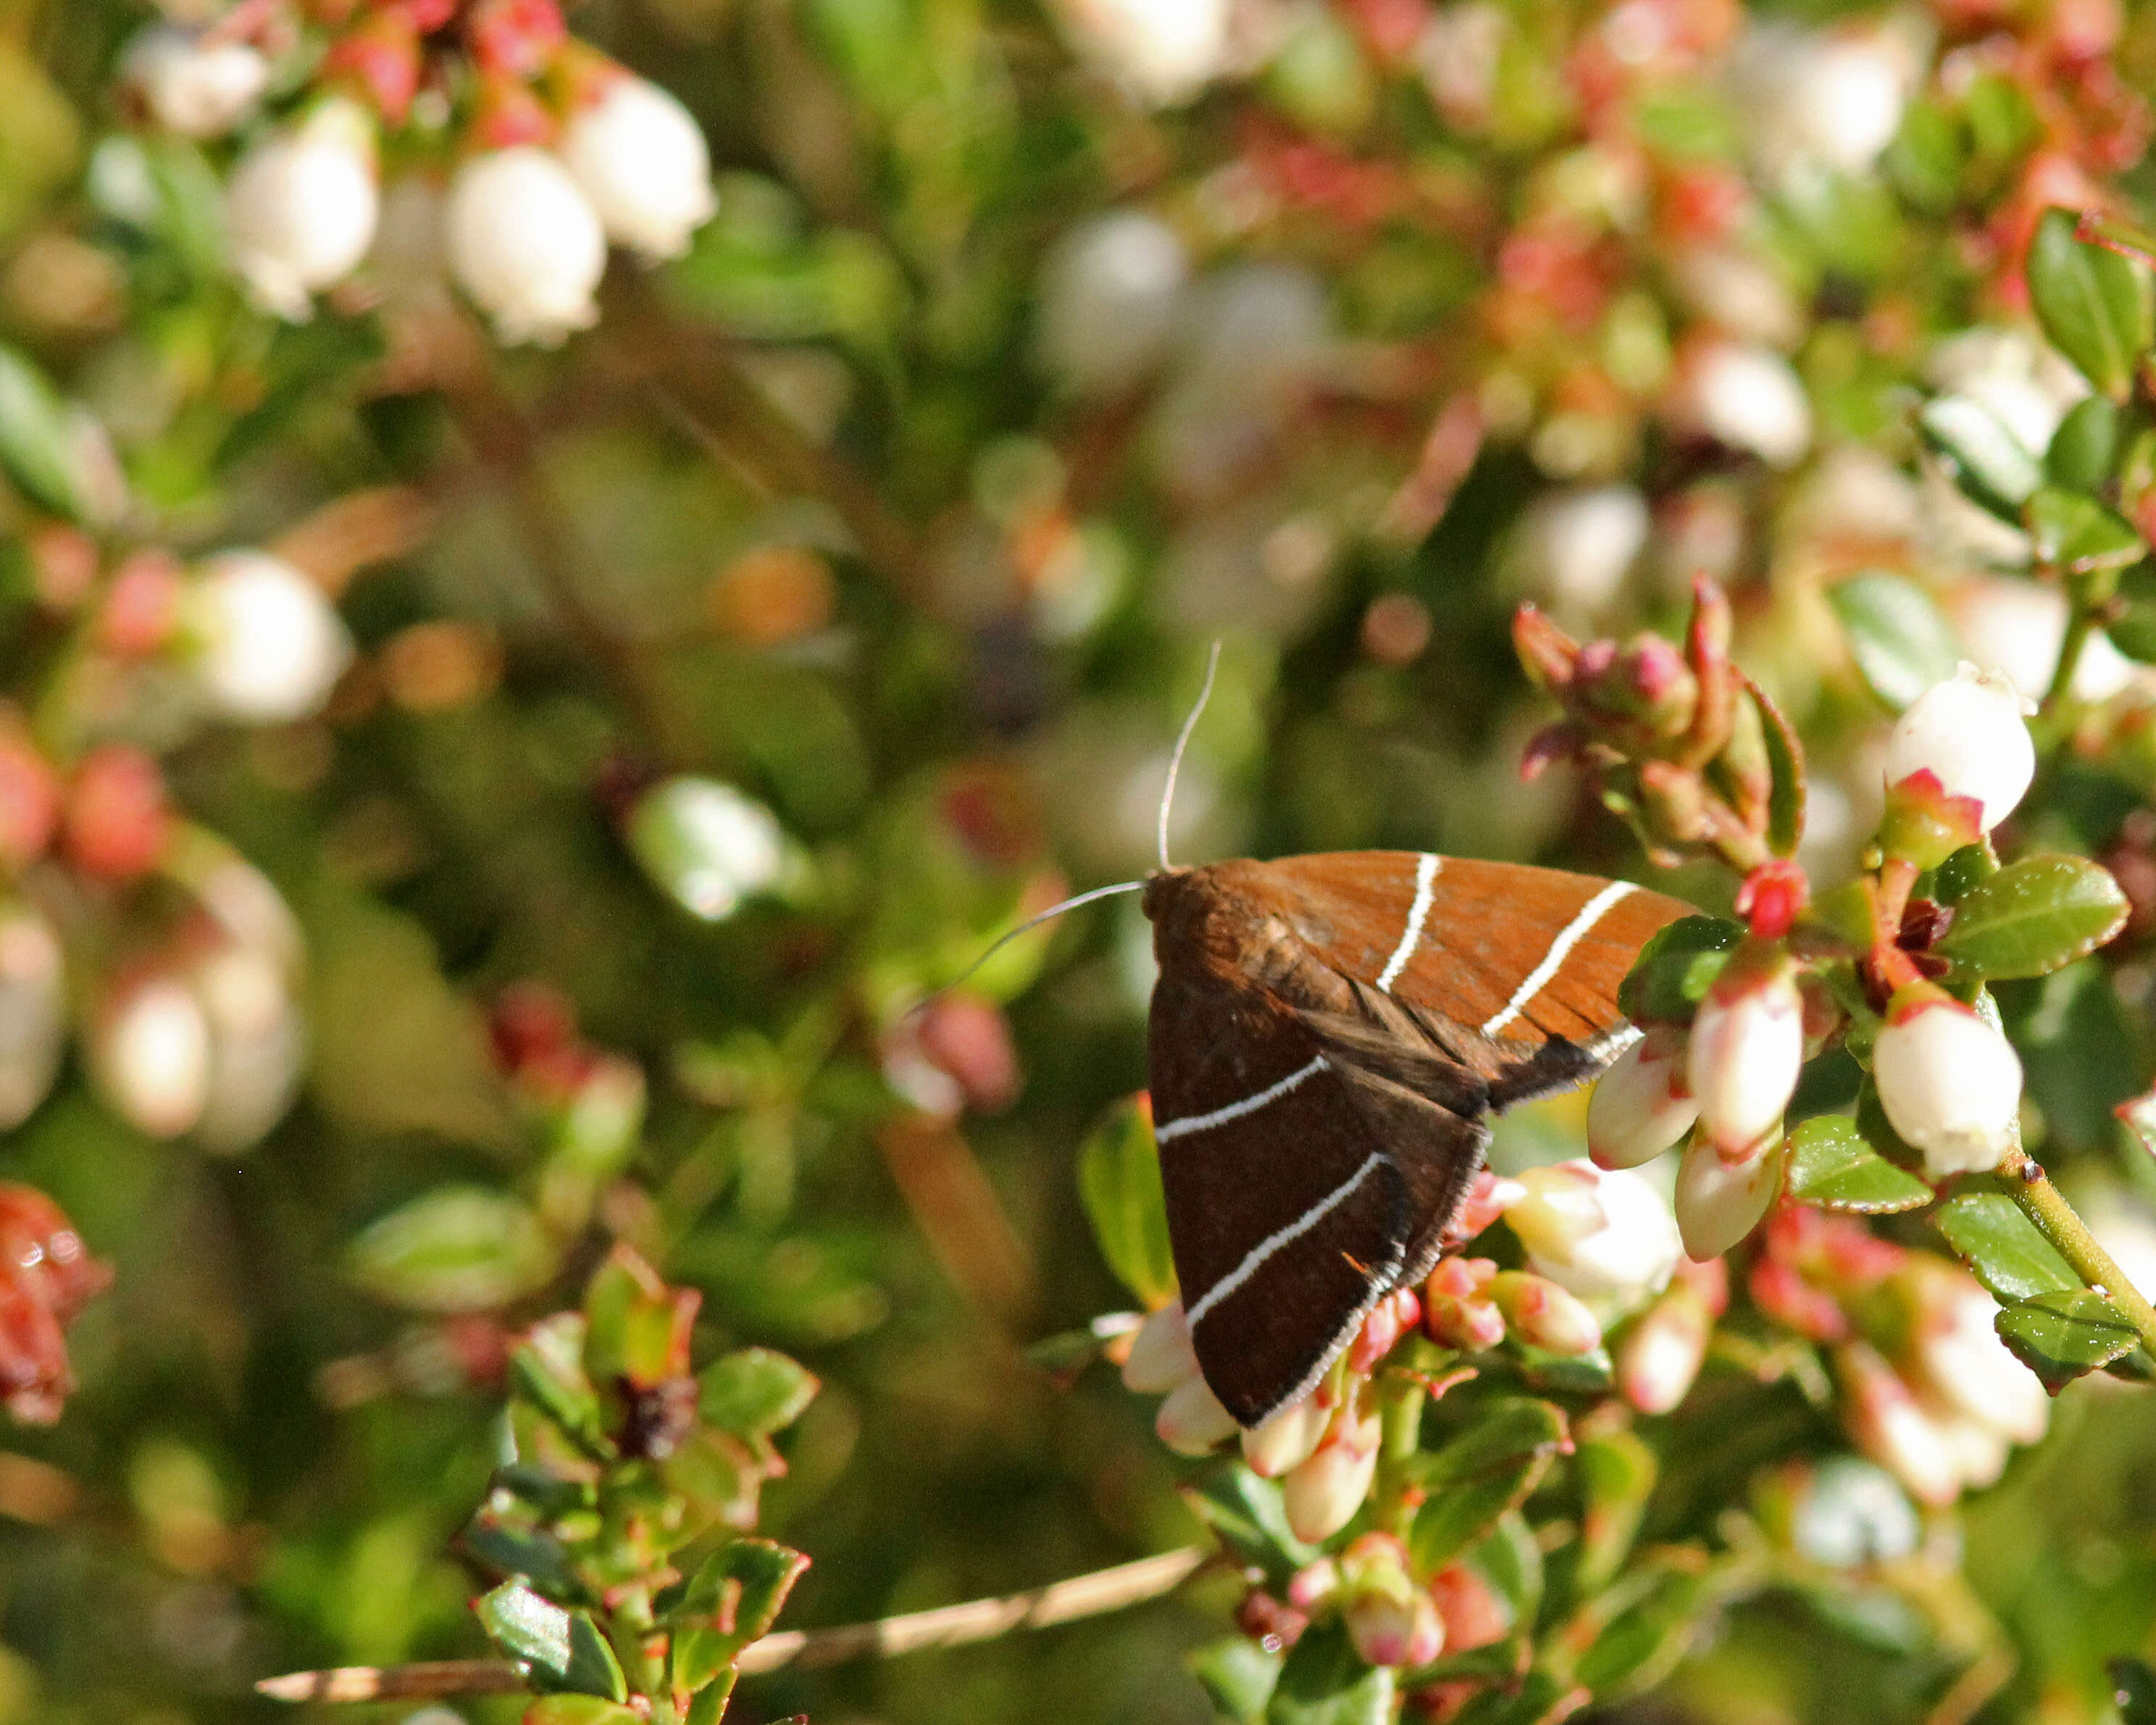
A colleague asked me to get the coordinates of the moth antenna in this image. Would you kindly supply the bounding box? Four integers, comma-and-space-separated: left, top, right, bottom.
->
928, 880, 1148, 1003
1158, 640, 1223, 873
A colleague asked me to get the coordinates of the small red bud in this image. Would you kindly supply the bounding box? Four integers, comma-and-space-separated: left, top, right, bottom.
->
63, 745, 172, 881
1734, 859, 1810, 938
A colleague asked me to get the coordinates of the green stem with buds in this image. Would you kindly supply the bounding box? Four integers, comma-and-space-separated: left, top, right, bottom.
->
2001, 1148, 2156, 1356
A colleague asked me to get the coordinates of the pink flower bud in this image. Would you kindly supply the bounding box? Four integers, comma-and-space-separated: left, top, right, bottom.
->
1837, 1342, 1962, 1508
1618, 1284, 1713, 1414
1349, 1286, 1422, 1373
1489, 1271, 1603, 1356
1285, 1558, 1340, 1613
1155, 1371, 1238, 1455
1283, 1407, 1380, 1543
1674, 1128, 1783, 1260
63, 745, 170, 882
1687, 937, 1803, 1156
559, 73, 716, 262
1871, 985, 2023, 1179
1242, 1389, 1331, 1477
445, 148, 606, 347
1345, 1582, 1444, 1669
224, 99, 380, 320
1587, 1025, 1698, 1171
1427, 1563, 1510, 1652
1423, 1258, 1505, 1351
1881, 664, 2034, 835
1120, 1299, 1198, 1393
1504, 1158, 1682, 1303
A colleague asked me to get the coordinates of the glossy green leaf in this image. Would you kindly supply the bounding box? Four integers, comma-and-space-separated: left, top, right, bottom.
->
1190, 1637, 1284, 1724
0, 345, 91, 521
1573, 1563, 1707, 1693
1934, 1189, 2077, 1301
1409, 1399, 1566, 1571
1445, 1669, 1570, 1725
2024, 488, 2147, 574
1749, 677, 1807, 856
511, 1315, 612, 1459
1995, 1288, 2138, 1390
2046, 395, 2122, 491
345, 1186, 556, 1315
1828, 574, 1961, 712
524, 1700, 643, 1725
672, 1539, 811, 1692
2027, 206, 2151, 401
1919, 394, 2042, 519
698, 1348, 819, 1438
1618, 916, 1745, 1024
1184, 1466, 1319, 1583
1078, 1096, 1177, 1308
1267, 1624, 1394, 1725
1931, 843, 1998, 907
477, 1582, 627, 1700
1574, 1427, 1656, 1595
459, 1519, 582, 1597
1785, 1117, 1935, 1213
1936, 854, 2130, 978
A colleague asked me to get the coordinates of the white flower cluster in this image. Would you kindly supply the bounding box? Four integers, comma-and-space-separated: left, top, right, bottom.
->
122, 23, 717, 345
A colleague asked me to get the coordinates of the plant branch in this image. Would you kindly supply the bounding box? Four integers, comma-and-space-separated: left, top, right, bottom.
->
256, 1546, 1211, 1703
2000, 1147, 2156, 1354
2039, 592, 2095, 730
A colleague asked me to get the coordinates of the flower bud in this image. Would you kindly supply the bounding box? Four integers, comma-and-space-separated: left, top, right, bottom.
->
1155, 1370, 1238, 1455
1348, 1286, 1421, 1373
445, 147, 606, 346
1283, 1406, 1380, 1542
63, 745, 171, 881
1687, 937, 1803, 1156
1908, 1268, 2049, 1445
184, 551, 354, 723
1242, 1389, 1330, 1477
1504, 1158, 1683, 1303
0, 906, 64, 1132
1427, 1563, 1511, 1652
1674, 1127, 1784, 1260
1787, 1456, 1919, 1567
559, 74, 717, 262
225, 99, 380, 319
1836, 1342, 1960, 1508
192, 944, 304, 1153
1488, 1270, 1603, 1356
1035, 212, 1190, 397
624, 777, 790, 922
1587, 1027, 1698, 1170
1344, 1579, 1444, 1669
1880, 665, 2034, 836
1513, 486, 1650, 622
1423, 1256, 1505, 1351
1618, 1282, 1714, 1414
1684, 341, 1813, 468
1286, 1557, 1340, 1613
122, 24, 270, 138
1120, 1298, 1198, 1393
93, 973, 211, 1140
1049, 0, 1231, 106
1871, 985, 2023, 1179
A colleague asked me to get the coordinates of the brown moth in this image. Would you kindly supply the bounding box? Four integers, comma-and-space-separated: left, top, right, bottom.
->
1142, 851, 1692, 1427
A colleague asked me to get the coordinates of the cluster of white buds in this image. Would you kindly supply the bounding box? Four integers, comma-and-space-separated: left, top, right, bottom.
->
1837, 1264, 2048, 1505
179, 551, 355, 724
1590, 940, 1802, 1261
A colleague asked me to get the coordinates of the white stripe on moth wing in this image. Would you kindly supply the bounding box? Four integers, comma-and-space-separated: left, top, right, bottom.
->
1185, 1150, 1385, 1327
1375, 853, 1442, 993
1479, 880, 1637, 1038
1154, 1056, 1332, 1143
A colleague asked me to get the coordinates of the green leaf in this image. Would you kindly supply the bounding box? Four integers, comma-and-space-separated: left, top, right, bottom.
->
1748, 676, 1807, 856
1994, 1288, 2138, 1390
1445, 1669, 1569, 1725
1785, 1117, 1935, 1213
2027, 206, 2152, 401
1828, 574, 1962, 712
2047, 396, 2122, 492
698, 1348, 819, 1438
1934, 1188, 2077, 1301
477, 1582, 628, 1700
1936, 854, 2130, 979
1885, 99, 1963, 213
345, 1187, 556, 1315
0, 345, 91, 521
671, 1539, 811, 1692
1190, 1637, 1284, 1724
2023, 488, 2147, 575
1931, 843, 1998, 907
1574, 1427, 1656, 1594
1919, 395, 2042, 519
511, 1315, 613, 1459
1267, 1624, 1394, 1725
1573, 1563, 1708, 1694
524, 1700, 644, 1725
1079, 1096, 1177, 1308
1408, 1400, 1566, 1571
1183, 1466, 1319, 1583
460, 1519, 582, 1597
1617, 916, 1744, 1024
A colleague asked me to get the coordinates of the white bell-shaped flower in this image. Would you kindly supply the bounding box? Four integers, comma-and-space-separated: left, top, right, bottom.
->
1872, 985, 2024, 1179
224, 99, 380, 319
1881, 664, 2036, 835
122, 24, 270, 139
1588, 1025, 1700, 1170
445, 147, 607, 346
559, 75, 716, 262
185, 551, 354, 723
